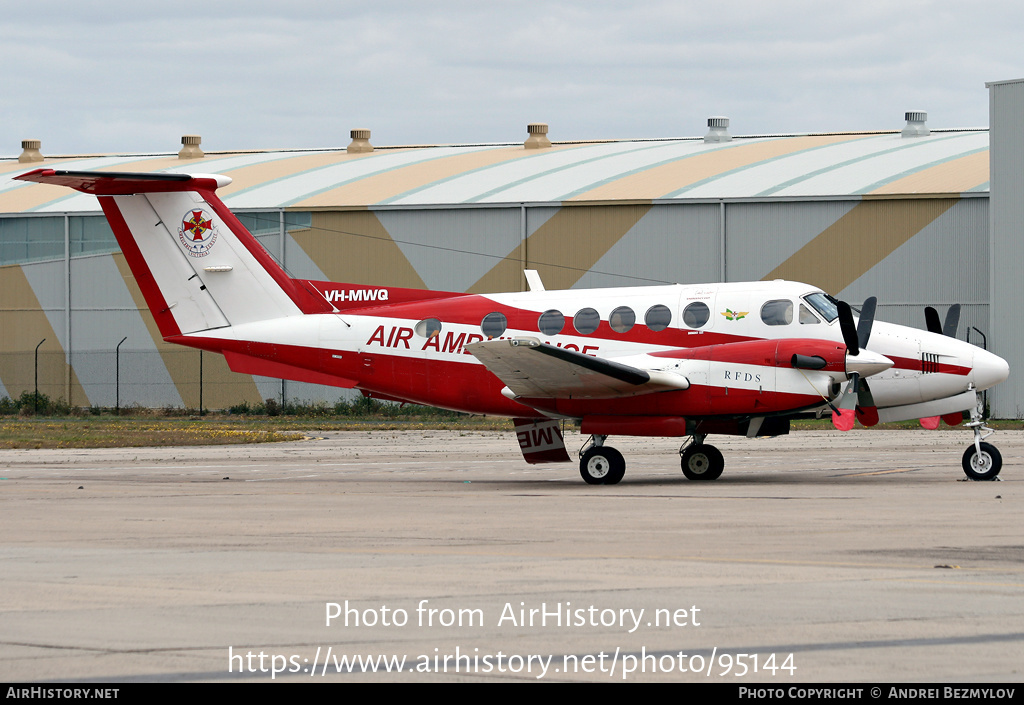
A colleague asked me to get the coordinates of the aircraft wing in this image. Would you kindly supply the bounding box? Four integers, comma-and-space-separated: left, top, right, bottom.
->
466, 338, 689, 399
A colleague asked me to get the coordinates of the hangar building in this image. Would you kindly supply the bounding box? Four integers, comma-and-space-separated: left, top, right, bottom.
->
2, 79, 1021, 417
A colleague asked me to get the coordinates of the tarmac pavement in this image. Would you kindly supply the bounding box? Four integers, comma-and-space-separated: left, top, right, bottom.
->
1, 428, 1021, 682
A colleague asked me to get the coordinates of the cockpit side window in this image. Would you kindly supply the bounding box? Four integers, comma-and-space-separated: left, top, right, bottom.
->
760, 299, 793, 326
804, 292, 839, 322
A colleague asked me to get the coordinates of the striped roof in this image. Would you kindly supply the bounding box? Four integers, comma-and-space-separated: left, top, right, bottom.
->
0, 129, 989, 214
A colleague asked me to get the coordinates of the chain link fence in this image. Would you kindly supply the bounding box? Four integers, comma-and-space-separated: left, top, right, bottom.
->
0, 348, 280, 412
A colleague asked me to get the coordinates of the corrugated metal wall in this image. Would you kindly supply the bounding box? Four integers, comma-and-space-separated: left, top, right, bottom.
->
989, 79, 1024, 419
0, 193, 1001, 412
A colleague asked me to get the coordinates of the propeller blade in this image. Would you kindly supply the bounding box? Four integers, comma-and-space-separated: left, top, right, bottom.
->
919, 416, 940, 430
943, 304, 961, 338
831, 372, 859, 431
832, 374, 881, 429
832, 407, 855, 431
941, 411, 964, 426
837, 300, 859, 356
845, 371, 861, 398
857, 296, 877, 351
855, 378, 879, 427
924, 306, 942, 335
856, 405, 879, 427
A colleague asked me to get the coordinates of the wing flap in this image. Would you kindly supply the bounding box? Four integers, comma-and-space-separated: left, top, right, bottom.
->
466, 338, 689, 399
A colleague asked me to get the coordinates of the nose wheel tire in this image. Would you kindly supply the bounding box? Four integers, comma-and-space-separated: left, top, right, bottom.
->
580, 446, 626, 485
962, 442, 1002, 481
681, 444, 725, 481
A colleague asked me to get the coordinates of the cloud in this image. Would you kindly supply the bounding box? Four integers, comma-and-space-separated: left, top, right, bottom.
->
2, 0, 1020, 154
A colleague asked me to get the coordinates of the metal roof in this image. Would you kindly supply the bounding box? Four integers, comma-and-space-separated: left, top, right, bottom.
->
0, 129, 989, 214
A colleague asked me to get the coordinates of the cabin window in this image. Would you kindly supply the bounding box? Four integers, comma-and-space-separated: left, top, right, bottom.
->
761, 299, 793, 326
609, 306, 635, 333
481, 312, 507, 338
415, 318, 442, 338
799, 304, 820, 324
538, 309, 565, 336
683, 302, 710, 329
573, 308, 601, 335
645, 304, 672, 332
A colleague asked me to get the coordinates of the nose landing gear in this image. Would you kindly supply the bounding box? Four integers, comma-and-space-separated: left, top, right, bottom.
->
963, 390, 1002, 481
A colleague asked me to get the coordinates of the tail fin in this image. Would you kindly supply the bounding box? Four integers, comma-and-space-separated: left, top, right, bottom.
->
15, 169, 331, 338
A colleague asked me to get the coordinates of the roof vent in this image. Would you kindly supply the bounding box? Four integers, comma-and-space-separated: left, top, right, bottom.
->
704, 116, 732, 143
902, 111, 930, 138
525, 123, 552, 149
178, 135, 204, 159
18, 139, 43, 163
347, 129, 373, 153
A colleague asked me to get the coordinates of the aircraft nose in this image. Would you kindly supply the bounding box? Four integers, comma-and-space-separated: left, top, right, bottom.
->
972, 348, 1010, 390
845, 348, 894, 378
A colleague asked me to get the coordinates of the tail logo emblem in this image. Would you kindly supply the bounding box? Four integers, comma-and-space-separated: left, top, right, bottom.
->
178, 209, 220, 257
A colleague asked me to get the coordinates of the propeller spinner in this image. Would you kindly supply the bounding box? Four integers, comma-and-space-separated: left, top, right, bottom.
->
837, 296, 891, 376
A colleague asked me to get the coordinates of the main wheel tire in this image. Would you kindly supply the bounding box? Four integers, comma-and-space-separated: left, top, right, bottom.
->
681, 444, 725, 481
962, 442, 1002, 481
580, 446, 626, 485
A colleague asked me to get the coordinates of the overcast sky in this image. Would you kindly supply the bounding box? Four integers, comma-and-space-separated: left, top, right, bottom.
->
3, 0, 1021, 155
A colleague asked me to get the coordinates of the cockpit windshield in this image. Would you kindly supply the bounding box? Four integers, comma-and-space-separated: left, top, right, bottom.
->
804, 292, 839, 323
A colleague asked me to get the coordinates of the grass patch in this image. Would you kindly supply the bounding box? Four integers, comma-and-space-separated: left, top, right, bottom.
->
0, 419, 300, 450
1, 394, 1020, 450
0, 415, 515, 450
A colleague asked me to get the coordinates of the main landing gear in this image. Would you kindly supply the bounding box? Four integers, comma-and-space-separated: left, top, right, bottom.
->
962, 390, 1002, 481
578, 434, 726, 484
679, 435, 725, 481
579, 436, 626, 485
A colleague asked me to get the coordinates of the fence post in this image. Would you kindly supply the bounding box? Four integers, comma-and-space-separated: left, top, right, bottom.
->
115, 337, 127, 415
34, 338, 46, 415
199, 350, 204, 416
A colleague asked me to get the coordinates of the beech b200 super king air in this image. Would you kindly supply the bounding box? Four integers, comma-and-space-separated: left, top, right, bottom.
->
16, 169, 1010, 484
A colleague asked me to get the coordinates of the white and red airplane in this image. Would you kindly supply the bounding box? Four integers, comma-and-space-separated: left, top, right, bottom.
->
16, 169, 1010, 483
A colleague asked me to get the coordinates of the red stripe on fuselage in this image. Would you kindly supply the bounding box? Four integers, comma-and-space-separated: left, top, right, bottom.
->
171, 333, 538, 416
174, 332, 822, 419
887, 355, 971, 376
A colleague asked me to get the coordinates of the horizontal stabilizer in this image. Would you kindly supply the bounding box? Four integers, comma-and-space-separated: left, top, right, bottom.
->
466, 338, 689, 399
15, 169, 230, 194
